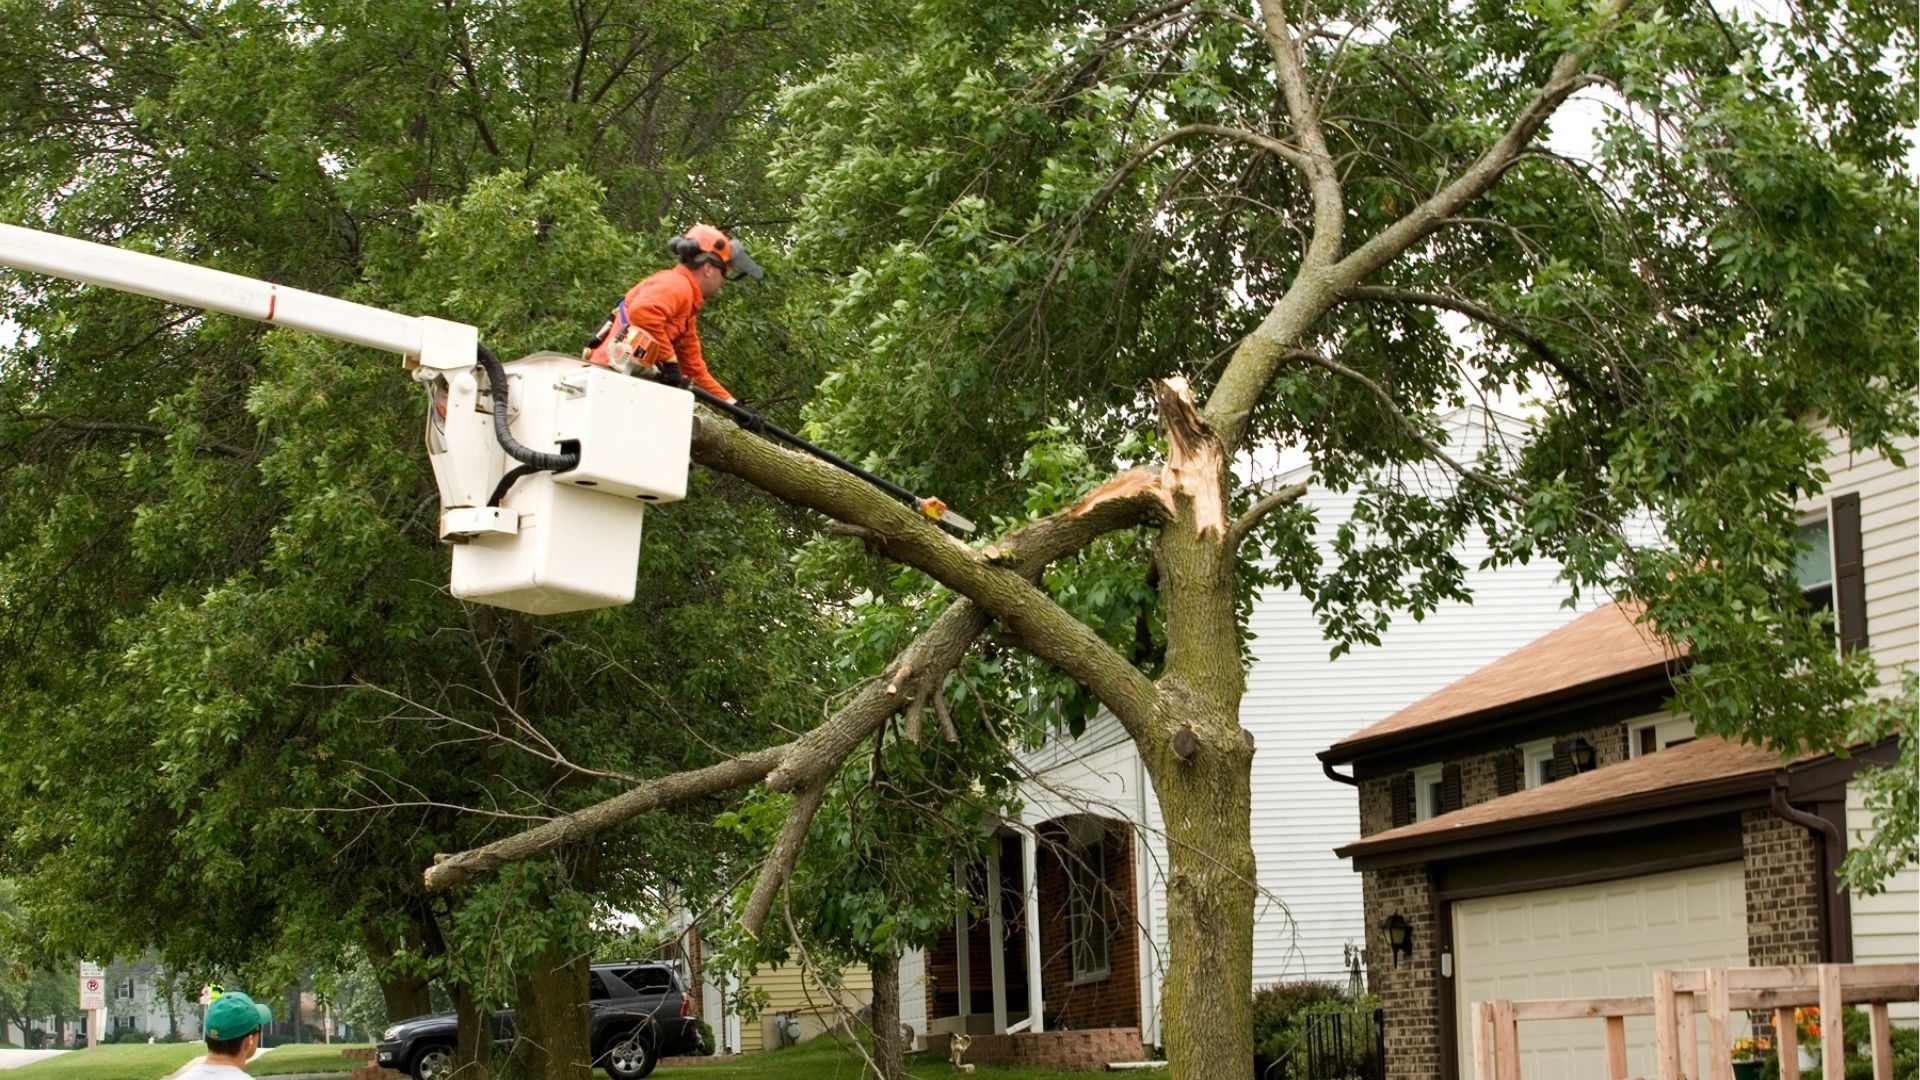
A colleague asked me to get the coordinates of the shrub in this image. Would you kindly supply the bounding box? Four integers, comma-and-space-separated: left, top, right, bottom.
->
1250, 980, 1350, 1071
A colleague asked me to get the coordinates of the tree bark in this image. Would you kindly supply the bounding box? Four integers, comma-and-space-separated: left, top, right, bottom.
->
450, 980, 495, 1080
362, 923, 433, 1024
1147, 380, 1257, 1080
507, 944, 592, 1080
868, 947, 904, 1080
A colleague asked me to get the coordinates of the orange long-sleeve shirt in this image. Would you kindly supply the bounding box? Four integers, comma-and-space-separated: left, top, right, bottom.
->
587, 264, 732, 401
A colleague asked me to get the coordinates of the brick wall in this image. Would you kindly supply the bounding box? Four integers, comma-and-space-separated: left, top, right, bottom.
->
926, 1027, 1147, 1070
1362, 865, 1439, 1080
1356, 722, 1629, 842
1742, 809, 1822, 965
1037, 821, 1140, 1030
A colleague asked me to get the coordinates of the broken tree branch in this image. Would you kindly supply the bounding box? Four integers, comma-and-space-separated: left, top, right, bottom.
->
426, 746, 788, 890
740, 780, 829, 940
425, 456, 1169, 891
1154, 378, 1230, 537
692, 410, 1163, 737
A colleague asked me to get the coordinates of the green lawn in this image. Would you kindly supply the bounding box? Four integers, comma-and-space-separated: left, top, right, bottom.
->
657, 1035, 1157, 1080
246, 1044, 373, 1076
0, 1043, 202, 1080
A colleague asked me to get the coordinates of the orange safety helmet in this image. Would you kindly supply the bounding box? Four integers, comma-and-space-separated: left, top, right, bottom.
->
668, 224, 764, 281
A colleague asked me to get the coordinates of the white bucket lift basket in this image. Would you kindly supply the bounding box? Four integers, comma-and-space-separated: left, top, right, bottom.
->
433, 351, 693, 614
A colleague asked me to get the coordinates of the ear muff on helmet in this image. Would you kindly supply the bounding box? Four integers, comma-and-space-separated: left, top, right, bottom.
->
668, 224, 764, 281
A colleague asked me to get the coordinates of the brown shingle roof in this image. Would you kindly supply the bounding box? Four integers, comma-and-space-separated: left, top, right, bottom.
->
1323, 601, 1684, 760
1334, 735, 1815, 862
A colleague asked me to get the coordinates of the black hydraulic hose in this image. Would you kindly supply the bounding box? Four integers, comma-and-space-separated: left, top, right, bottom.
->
487, 462, 542, 508
684, 384, 929, 512
476, 345, 580, 473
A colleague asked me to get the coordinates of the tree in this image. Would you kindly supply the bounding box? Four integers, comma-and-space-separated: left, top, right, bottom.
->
422, 1, 1916, 1077
0, 3, 861, 1077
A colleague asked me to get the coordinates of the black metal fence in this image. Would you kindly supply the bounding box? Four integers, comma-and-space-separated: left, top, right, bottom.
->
1300, 1005, 1385, 1080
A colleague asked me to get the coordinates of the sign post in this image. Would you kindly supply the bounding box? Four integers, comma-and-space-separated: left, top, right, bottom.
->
78, 962, 105, 1048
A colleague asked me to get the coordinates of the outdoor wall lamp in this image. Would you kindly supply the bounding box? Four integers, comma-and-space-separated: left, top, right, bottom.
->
1382, 913, 1414, 966
1569, 737, 1597, 774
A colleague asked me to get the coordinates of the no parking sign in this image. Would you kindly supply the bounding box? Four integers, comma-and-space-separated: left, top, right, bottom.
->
77, 962, 105, 1010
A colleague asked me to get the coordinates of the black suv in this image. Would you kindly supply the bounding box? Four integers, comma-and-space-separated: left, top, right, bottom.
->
374, 961, 699, 1080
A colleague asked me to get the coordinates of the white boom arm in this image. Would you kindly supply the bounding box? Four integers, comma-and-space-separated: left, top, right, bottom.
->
0, 222, 477, 372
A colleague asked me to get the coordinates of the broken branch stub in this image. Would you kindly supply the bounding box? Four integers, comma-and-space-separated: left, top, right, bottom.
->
1154, 378, 1228, 537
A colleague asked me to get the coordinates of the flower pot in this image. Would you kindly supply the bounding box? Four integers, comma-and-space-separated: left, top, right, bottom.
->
1799, 1047, 1819, 1070
1733, 1061, 1765, 1080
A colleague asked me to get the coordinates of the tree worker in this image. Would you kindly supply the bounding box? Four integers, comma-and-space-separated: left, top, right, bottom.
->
585, 224, 763, 413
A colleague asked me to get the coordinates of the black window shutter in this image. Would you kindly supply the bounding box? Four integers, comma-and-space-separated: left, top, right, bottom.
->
1833, 492, 1868, 653
1440, 763, 1464, 813
1390, 774, 1413, 828
1494, 751, 1519, 797
1551, 739, 1575, 781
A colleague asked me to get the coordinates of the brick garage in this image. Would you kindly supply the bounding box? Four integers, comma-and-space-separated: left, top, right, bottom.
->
1323, 603, 1890, 1079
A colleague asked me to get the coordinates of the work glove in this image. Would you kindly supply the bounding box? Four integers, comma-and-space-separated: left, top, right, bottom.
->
655, 361, 689, 389
730, 401, 767, 434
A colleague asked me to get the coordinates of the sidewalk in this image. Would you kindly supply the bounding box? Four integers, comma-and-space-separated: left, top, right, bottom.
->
0, 1051, 66, 1071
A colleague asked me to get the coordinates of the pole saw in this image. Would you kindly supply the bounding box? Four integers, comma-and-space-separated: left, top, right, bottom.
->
687, 385, 976, 533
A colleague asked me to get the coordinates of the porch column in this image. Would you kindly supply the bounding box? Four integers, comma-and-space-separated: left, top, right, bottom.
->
953, 858, 972, 1020
987, 840, 1008, 1032
1022, 828, 1044, 1033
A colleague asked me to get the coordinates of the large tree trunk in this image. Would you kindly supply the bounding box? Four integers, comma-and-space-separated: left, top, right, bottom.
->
1151, 727, 1256, 1079
507, 943, 592, 1080
1147, 384, 1257, 1080
451, 981, 495, 1080
867, 947, 904, 1080
362, 924, 433, 1023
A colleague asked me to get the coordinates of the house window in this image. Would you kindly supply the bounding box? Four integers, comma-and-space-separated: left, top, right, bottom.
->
1795, 517, 1834, 616
1630, 716, 1697, 758
114, 1015, 137, 1033
1066, 839, 1111, 982
1414, 765, 1445, 820
1519, 740, 1556, 789
117, 978, 135, 1001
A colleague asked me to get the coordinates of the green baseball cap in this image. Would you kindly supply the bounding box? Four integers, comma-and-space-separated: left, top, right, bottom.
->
204, 991, 271, 1041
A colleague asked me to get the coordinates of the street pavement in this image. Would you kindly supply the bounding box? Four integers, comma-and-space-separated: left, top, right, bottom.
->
0, 1050, 66, 1070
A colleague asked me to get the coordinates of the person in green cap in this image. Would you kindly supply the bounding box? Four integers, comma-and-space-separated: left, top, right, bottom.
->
180, 991, 273, 1079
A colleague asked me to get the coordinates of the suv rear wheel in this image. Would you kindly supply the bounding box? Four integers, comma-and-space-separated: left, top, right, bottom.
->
601, 1029, 657, 1080
409, 1043, 454, 1080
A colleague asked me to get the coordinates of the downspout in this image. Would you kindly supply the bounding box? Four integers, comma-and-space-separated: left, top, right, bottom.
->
1136, 754, 1160, 1050
1322, 760, 1359, 786
1769, 778, 1852, 963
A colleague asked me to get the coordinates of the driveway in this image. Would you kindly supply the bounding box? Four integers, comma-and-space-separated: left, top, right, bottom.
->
0, 1050, 67, 1070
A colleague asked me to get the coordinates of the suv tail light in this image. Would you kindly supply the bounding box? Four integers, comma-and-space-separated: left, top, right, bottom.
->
679, 991, 691, 1018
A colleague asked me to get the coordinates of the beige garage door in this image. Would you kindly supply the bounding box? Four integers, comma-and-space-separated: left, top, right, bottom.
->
1453, 862, 1749, 1080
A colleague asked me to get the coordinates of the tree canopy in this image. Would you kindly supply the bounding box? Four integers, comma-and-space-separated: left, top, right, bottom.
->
1, 0, 1914, 1078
